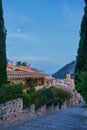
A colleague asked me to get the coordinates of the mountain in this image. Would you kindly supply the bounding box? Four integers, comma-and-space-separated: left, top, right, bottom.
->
52, 61, 76, 79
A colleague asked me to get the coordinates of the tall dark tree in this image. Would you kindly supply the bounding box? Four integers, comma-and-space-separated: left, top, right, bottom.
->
0, 0, 7, 85
74, 0, 87, 101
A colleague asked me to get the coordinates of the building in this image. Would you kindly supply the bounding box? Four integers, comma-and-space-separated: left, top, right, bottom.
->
7, 64, 75, 91
7, 64, 47, 90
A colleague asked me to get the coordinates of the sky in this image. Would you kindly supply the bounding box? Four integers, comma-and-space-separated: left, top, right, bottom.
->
2, 0, 84, 74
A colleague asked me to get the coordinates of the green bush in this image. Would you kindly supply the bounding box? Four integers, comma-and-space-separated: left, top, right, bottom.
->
0, 84, 23, 104
75, 72, 87, 102
26, 86, 36, 94
0, 82, 71, 110
23, 85, 36, 109
23, 92, 36, 109
34, 87, 70, 109
55, 88, 68, 99
34, 88, 55, 109
51, 87, 68, 98
23, 93, 31, 109
51, 87, 69, 105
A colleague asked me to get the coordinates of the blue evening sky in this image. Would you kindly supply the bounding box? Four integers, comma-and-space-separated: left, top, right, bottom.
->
3, 0, 84, 74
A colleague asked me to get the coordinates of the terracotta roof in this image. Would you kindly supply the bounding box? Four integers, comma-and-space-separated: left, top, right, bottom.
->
7, 64, 38, 72
7, 71, 46, 79
7, 64, 48, 79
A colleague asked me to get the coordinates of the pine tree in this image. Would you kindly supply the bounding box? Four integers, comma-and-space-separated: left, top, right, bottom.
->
74, 0, 87, 101
0, 0, 7, 85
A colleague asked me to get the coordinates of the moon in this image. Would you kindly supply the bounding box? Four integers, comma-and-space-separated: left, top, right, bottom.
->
17, 29, 20, 32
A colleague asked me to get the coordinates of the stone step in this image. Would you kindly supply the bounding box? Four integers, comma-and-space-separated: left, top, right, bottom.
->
1, 104, 87, 130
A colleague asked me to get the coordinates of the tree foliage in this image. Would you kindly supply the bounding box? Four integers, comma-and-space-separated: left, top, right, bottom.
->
34, 88, 56, 109
16, 61, 27, 67
0, 0, 7, 85
75, 72, 87, 102
74, 0, 87, 102
0, 84, 23, 104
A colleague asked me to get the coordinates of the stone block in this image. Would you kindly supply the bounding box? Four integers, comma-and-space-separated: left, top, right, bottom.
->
61, 102, 67, 110
41, 105, 46, 114
54, 104, 59, 112
46, 104, 54, 114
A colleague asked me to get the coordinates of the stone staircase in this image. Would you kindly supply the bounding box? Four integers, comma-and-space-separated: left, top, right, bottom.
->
1, 103, 87, 130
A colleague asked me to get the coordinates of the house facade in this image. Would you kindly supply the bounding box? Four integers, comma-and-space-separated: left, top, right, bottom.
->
7, 64, 46, 90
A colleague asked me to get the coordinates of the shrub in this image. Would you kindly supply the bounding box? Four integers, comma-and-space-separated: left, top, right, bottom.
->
55, 88, 68, 99
26, 86, 36, 94
23, 92, 36, 109
34, 88, 55, 109
23, 94, 31, 109
51, 87, 68, 99
0, 84, 23, 104
50, 87, 69, 106
23, 84, 36, 109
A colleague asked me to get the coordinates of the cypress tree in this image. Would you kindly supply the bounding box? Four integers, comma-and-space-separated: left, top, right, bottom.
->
0, 0, 7, 85
74, 0, 87, 101
75, 0, 87, 81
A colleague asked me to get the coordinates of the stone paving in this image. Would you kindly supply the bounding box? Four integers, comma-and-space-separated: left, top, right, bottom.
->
1, 104, 87, 130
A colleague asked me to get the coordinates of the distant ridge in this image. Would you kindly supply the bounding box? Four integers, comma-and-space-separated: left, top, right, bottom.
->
52, 61, 76, 79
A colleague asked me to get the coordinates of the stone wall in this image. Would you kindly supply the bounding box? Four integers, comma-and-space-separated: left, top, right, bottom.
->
0, 98, 23, 124
0, 93, 82, 126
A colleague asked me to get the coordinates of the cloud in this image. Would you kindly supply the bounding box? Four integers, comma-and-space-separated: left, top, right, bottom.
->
7, 32, 38, 42
8, 56, 57, 63
60, 4, 83, 30
62, 4, 74, 18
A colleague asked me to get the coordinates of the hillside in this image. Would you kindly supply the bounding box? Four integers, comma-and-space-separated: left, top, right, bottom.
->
52, 61, 76, 79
